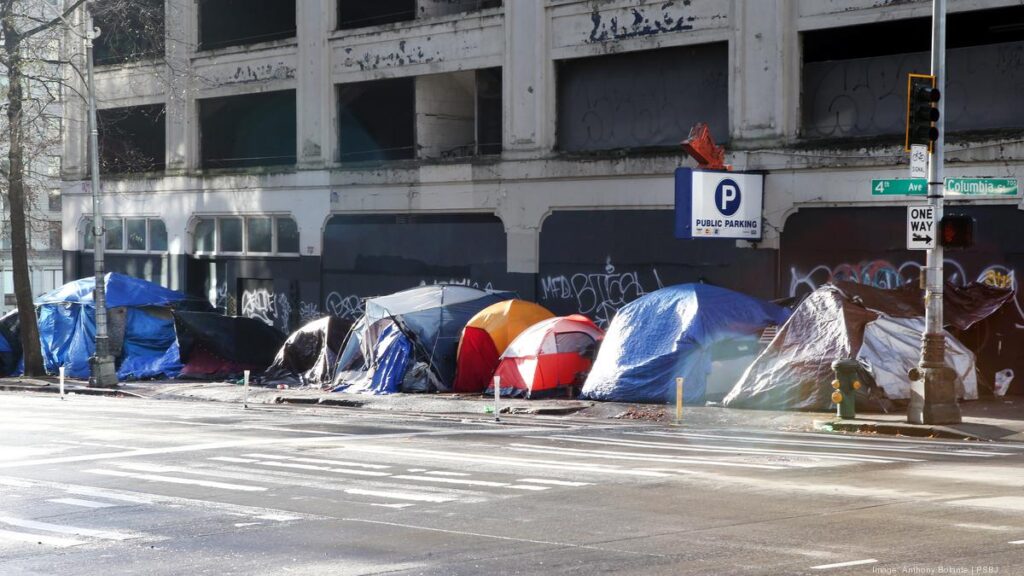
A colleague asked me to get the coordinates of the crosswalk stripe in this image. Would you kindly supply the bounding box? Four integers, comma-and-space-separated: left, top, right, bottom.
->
255, 460, 391, 477
507, 444, 789, 470
517, 478, 592, 487
634, 431, 1012, 458
209, 457, 258, 464
391, 475, 509, 488
344, 488, 454, 503
48, 498, 116, 509
542, 435, 919, 464
0, 516, 140, 541
0, 528, 85, 548
86, 468, 267, 492
243, 453, 390, 470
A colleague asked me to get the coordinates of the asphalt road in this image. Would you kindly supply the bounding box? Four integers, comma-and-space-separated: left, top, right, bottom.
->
1, 394, 1023, 576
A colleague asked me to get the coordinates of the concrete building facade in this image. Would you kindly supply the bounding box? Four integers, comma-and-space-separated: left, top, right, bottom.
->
62, 0, 1024, 388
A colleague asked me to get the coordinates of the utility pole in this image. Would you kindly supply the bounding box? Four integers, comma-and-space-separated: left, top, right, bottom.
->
85, 2, 117, 388
909, 0, 959, 424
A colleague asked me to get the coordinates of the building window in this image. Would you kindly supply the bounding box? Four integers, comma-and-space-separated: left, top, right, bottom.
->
92, 0, 165, 65
337, 0, 415, 30
198, 0, 296, 51
192, 215, 300, 255
48, 190, 61, 212
801, 6, 1024, 140
476, 68, 502, 156
199, 90, 297, 169
556, 43, 729, 152
98, 104, 167, 174
82, 217, 168, 253
338, 77, 415, 162
48, 221, 61, 252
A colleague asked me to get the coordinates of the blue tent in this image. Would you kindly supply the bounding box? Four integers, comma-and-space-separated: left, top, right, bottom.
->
580, 284, 791, 404
34, 273, 200, 380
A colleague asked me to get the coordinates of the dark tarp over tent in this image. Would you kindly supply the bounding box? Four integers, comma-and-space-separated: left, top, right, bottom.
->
722, 281, 1014, 411
263, 316, 353, 386
333, 285, 515, 394
174, 311, 286, 379
581, 283, 791, 404
0, 312, 21, 377
34, 273, 210, 380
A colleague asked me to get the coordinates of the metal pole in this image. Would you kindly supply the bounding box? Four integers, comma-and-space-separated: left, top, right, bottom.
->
675, 377, 683, 424
59, 366, 65, 400
85, 3, 117, 388
910, 0, 960, 424
243, 370, 250, 409
493, 375, 501, 423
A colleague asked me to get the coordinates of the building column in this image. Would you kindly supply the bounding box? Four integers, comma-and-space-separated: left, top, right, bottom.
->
297, 0, 332, 168
731, 0, 797, 144
165, 0, 195, 174
503, 0, 554, 158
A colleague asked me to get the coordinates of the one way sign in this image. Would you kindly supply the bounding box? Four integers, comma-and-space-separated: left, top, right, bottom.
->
907, 204, 935, 250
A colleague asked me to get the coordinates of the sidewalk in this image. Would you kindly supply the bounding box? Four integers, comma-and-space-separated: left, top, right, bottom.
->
3, 375, 1022, 442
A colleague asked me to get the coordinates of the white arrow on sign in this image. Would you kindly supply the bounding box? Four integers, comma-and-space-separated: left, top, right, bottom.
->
907, 204, 935, 250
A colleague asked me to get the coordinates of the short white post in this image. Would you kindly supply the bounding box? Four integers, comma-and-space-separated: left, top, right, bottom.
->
675, 377, 684, 424
243, 370, 250, 410
493, 375, 501, 423
59, 366, 65, 400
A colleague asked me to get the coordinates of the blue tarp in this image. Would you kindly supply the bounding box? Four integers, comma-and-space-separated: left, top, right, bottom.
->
337, 325, 412, 395
580, 284, 792, 404
36, 273, 193, 380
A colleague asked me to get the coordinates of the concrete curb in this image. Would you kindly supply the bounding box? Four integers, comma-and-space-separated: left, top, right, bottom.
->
0, 382, 145, 399
813, 419, 987, 441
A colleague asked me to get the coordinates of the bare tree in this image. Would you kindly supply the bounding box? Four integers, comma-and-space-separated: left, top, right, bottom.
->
0, 0, 164, 376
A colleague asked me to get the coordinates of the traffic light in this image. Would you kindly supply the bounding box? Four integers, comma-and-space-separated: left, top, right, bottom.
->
906, 74, 940, 151
939, 214, 974, 249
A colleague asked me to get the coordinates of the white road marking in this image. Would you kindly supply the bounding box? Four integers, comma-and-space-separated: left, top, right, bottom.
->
424, 471, 470, 477
407, 468, 427, 472
209, 457, 258, 464
345, 488, 454, 503
0, 528, 85, 548
517, 478, 592, 487
810, 558, 878, 570
256, 514, 301, 522
1009, 540, 1024, 545
234, 522, 261, 527
946, 496, 1024, 512
648, 428, 1024, 449
508, 485, 550, 491
636, 431, 1012, 458
954, 523, 1018, 532
48, 498, 116, 509
87, 468, 267, 492
508, 444, 788, 470
244, 453, 390, 470
543, 435, 920, 464
391, 475, 509, 488
0, 516, 140, 541
0, 478, 33, 488
255, 460, 391, 477
65, 486, 153, 504
336, 444, 671, 478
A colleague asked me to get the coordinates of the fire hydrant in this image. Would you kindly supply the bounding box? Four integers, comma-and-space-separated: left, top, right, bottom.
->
830, 358, 862, 419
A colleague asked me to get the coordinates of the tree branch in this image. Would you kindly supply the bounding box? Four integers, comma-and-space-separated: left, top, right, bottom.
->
19, 0, 87, 41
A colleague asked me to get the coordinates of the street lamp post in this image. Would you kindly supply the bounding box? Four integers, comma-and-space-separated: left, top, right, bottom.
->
909, 0, 959, 424
84, 2, 117, 388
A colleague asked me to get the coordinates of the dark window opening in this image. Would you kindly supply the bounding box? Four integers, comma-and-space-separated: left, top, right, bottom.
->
801, 6, 1024, 140
476, 68, 502, 156
199, 90, 297, 169
97, 104, 166, 174
92, 0, 165, 65
338, 77, 415, 162
199, 0, 296, 50
556, 43, 729, 152
418, 0, 502, 19
337, 0, 415, 30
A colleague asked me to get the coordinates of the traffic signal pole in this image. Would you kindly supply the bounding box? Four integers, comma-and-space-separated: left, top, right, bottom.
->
909, 0, 960, 424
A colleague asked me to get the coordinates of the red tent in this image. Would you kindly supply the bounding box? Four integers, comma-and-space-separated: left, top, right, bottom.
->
487, 315, 604, 399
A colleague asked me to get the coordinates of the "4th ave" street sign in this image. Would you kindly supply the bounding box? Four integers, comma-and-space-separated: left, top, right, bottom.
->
873, 178, 1019, 197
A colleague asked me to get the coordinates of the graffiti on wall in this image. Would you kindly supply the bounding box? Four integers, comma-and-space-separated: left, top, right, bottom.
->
789, 259, 1024, 329
299, 301, 321, 324
240, 288, 276, 327
325, 292, 365, 321
540, 257, 664, 327
418, 278, 494, 290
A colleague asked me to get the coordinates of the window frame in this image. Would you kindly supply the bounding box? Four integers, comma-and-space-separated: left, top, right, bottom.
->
191, 215, 300, 257
82, 216, 169, 254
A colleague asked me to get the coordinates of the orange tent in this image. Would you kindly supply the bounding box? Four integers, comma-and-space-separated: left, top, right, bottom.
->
453, 299, 554, 393
487, 315, 604, 399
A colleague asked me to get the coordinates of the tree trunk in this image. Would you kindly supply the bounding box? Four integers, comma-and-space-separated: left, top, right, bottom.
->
4, 24, 45, 377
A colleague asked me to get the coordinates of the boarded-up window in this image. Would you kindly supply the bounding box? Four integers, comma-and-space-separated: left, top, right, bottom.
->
557, 43, 729, 152
476, 68, 502, 155
802, 6, 1024, 140
199, 0, 296, 50
199, 90, 297, 169
338, 77, 415, 162
98, 104, 166, 174
337, 0, 415, 30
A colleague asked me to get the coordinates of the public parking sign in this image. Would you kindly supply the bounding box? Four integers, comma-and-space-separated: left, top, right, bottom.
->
907, 204, 935, 250
675, 168, 764, 240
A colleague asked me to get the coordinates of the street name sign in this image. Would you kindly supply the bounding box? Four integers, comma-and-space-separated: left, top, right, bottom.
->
675, 168, 764, 240
907, 205, 935, 250
945, 178, 1018, 197
873, 179, 927, 196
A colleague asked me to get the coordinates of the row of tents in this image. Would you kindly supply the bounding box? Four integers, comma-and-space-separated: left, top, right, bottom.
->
1, 271, 1016, 412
